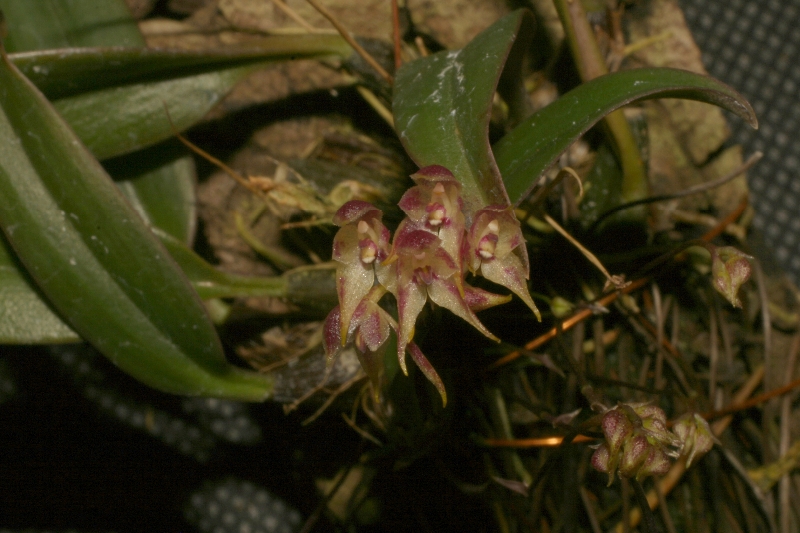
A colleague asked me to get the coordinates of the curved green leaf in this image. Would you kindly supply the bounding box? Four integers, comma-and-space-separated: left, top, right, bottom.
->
494, 68, 758, 205
11, 36, 351, 100
0, 236, 80, 344
0, 0, 199, 340
154, 229, 287, 301
52, 64, 261, 160
393, 9, 534, 217
0, 0, 142, 51
111, 144, 198, 245
0, 47, 272, 400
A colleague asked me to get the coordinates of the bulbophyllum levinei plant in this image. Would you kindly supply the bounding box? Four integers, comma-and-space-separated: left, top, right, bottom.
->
321, 8, 760, 525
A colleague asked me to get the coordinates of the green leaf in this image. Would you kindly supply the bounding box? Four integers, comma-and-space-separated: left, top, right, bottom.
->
0, 0, 142, 51
52, 63, 262, 160
0, 236, 80, 344
11, 36, 351, 100
0, 0, 199, 338
393, 9, 534, 217
0, 46, 272, 400
154, 228, 287, 301
494, 68, 758, 205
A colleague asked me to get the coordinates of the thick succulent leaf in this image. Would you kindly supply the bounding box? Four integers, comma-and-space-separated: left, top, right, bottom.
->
0, 0, 200, 339
0, 236, 80, 344
0, 0, 143, 51
494, 67, 758, 205
110, 143, 198, 244
0, 47, 272, 400
11, 36, 351, 100
393, 9, 534, 217
0, 226, 289, 343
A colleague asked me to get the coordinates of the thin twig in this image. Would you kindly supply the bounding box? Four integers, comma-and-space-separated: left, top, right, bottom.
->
305, 0, 393, 84
271, 0, 318, 32
779, 334, 800, 533
590, 152, 762, 230
391, 0, 402, 71
302, 371, 367, 425
544, 214, 628, 289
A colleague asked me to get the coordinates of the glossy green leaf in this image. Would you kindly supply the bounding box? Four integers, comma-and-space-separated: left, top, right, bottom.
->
0, 0, 204, 244
11, 36, 351, 100
0, 0, 142, 51
154, 229, 287, 301
393, 9, 534, 217
0, 236, 80, 344
0, 0, 199, 340
52, 64, 262, 160
111, 144, 198, 245
494, 68, 757, 205
0, 47, 272, 400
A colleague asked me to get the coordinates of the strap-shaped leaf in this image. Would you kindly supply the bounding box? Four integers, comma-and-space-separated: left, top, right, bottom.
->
494, 67, 757, 205
12, 37, 351, 100
393, 9, 533, 217
0, 0, 199, 341
393, 9, 757, 212
0, 236, 80, 344
0, 46, 272, 400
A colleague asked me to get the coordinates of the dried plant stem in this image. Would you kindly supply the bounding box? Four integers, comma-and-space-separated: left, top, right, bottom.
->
491, 196, 748, 370
613, 365, 765, 532
779, 334, 800, 533
270, 0, 318, 32
544, 214, 626, 289
580, 486, 603, 533
305, 0, 393, 84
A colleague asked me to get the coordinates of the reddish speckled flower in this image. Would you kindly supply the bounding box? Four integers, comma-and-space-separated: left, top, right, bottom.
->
398, 165, 465, 262
326, 164, 543, 405
322, 289, 447, 405
467, 205, 541, 320
331, 201, 392, 343
591, 403, 680, 484
381, 220, 498, 374
673, 413, 715, 467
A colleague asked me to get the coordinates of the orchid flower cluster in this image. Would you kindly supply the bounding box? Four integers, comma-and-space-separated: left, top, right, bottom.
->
591, 403, 715, 485
323, 165, 541, 405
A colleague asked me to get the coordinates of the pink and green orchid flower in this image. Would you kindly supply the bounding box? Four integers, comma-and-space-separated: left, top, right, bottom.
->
331, 200, 392, 344
380, 220, 499, 375
466, 205, 541, 320
322, 287, 447, 405
398, 165, 466, 262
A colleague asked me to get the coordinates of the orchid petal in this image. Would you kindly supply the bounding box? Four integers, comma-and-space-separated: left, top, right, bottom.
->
336, 260, 375, 343
463, 284, 513, 311
479, 251, 541, 320
351, 298, 392, 353
332, 200, 383, 226
396, 279, 427, 375
322, 305, 343, 366
408, 341, 447, 406
355, 342, 387, 402
428, 278, 499, 342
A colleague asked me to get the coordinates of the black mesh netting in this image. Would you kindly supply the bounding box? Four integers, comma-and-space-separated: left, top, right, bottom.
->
681, 0, 800, 282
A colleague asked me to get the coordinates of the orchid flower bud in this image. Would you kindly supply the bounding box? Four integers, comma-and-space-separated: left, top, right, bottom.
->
709, 244, 753, 308
673, 413, 715, 467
